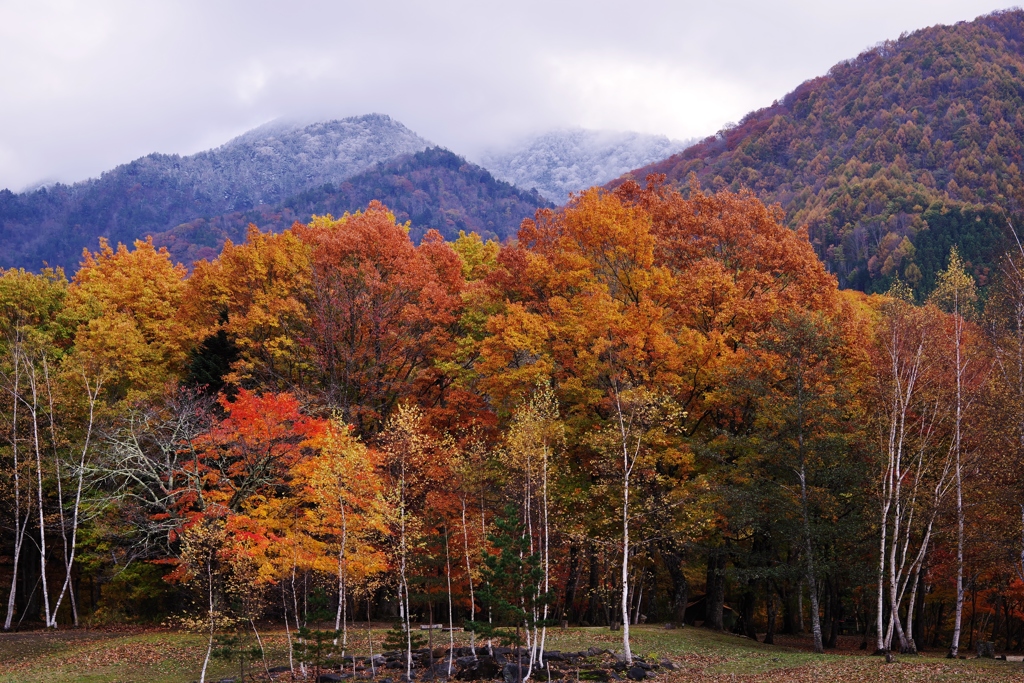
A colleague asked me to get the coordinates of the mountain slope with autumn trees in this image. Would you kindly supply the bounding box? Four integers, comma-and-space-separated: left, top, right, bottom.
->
620, 9, 1024, 295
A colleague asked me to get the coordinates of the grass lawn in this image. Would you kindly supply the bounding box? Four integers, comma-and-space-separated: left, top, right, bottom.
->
0, 624, 1022, 682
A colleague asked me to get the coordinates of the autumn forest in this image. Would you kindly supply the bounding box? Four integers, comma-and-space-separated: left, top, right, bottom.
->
2, 169, 1023, 674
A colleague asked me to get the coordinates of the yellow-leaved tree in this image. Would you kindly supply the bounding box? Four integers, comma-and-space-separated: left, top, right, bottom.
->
296, 417, 389, 648
65, 237, 194, 402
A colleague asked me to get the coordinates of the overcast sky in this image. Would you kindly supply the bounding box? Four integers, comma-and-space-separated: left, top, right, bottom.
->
0, 0, 1017, 191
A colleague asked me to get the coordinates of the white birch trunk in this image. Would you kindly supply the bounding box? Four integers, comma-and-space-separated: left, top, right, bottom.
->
251, 617, 270, 677
3, 344, 26, 631
399, 459, 413, 679
50, 370, 100, 627
539, 443, 550, 667
949, 290, 967, 659
283, 582, 294, 673
199, 559, 215, 683
621, 477, 631, 662
367, 600, 376, 676
28, 369, 52, 627
523, 450, 537, 678
614, 386, 634, 665
335, 501, 348, 649
798, 463, 824, 653
445, 526, 455, 677
461, 497, 477, 657
291, 562, 305, 676
874, 298, 949, 655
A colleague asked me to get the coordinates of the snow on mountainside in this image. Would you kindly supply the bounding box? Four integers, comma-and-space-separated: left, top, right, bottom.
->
152, 147, 552, 266
188, 114, 431, 207
0, 114, 430, 271
479, 129, 693, 205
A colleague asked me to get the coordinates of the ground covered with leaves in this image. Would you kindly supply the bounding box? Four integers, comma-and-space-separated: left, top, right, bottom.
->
1, 625, 1022, 682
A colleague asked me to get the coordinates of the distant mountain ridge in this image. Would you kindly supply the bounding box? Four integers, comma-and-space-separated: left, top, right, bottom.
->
151, 147, 551, 266
616, 9, 1024, 295
0, 114, 682, 272
0, 114, 429, 271
481, 129, 691, 204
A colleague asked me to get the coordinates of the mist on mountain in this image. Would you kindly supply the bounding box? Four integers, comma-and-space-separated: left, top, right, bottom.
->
481, 129, 692, 204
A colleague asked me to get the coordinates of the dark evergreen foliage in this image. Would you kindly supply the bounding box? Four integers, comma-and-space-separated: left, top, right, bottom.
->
185, 330, 240, 395
466, 506, 552, 650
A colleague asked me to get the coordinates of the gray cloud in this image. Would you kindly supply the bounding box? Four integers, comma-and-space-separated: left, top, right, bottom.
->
0, 0, 1015, 190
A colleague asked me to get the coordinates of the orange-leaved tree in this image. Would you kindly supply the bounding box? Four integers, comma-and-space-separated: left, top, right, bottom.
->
184, 203, 473, 435
190, 389, 325, 515
294, 203, 466, 433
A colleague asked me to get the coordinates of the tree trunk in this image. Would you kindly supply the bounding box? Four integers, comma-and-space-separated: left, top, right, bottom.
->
445, 526, 455, 677
780, 581, 795, 635
949, 465, 965, 658
48, 362, 97, 628
823, 578, 833, 648
662, 550, 688, 627
967, 582, 977, 651
930, 602, 945, 648
861, 600, 873, 651
797, 579, 805, 634
1003, 595, 1012, 652
199, 559, 215, 683
563, 543, 581, 624
335, 500, 347, 645
826, 578, 840, 649
540, 441, 550, 667
460, 497, 477, 656
904, 568, 925, 654
705, 550, 726, 631
621, 472, 632, 663
282, 582, 294, 673
29, 380, 52, 628
764, 586, 777, 645
3, 349, 26, 631
798, 462, 824, 653
739, 581, 757, 639
587, 544, 599, 625
948, 291, 967, 659
614, 386, 635, 664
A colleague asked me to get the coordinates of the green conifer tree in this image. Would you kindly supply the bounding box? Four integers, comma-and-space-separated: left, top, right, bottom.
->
466, 505, 552, 682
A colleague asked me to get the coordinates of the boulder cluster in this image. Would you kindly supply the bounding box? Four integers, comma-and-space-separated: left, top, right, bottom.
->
223, 646, 677, 683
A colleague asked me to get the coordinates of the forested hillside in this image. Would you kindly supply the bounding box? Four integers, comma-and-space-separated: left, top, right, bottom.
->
0, 115, 429, 271
621, 9, 1024, 295
150, 147, 550, 264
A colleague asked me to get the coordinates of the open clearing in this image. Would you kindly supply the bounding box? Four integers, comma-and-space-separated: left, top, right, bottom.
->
0, 625, 1022, 682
